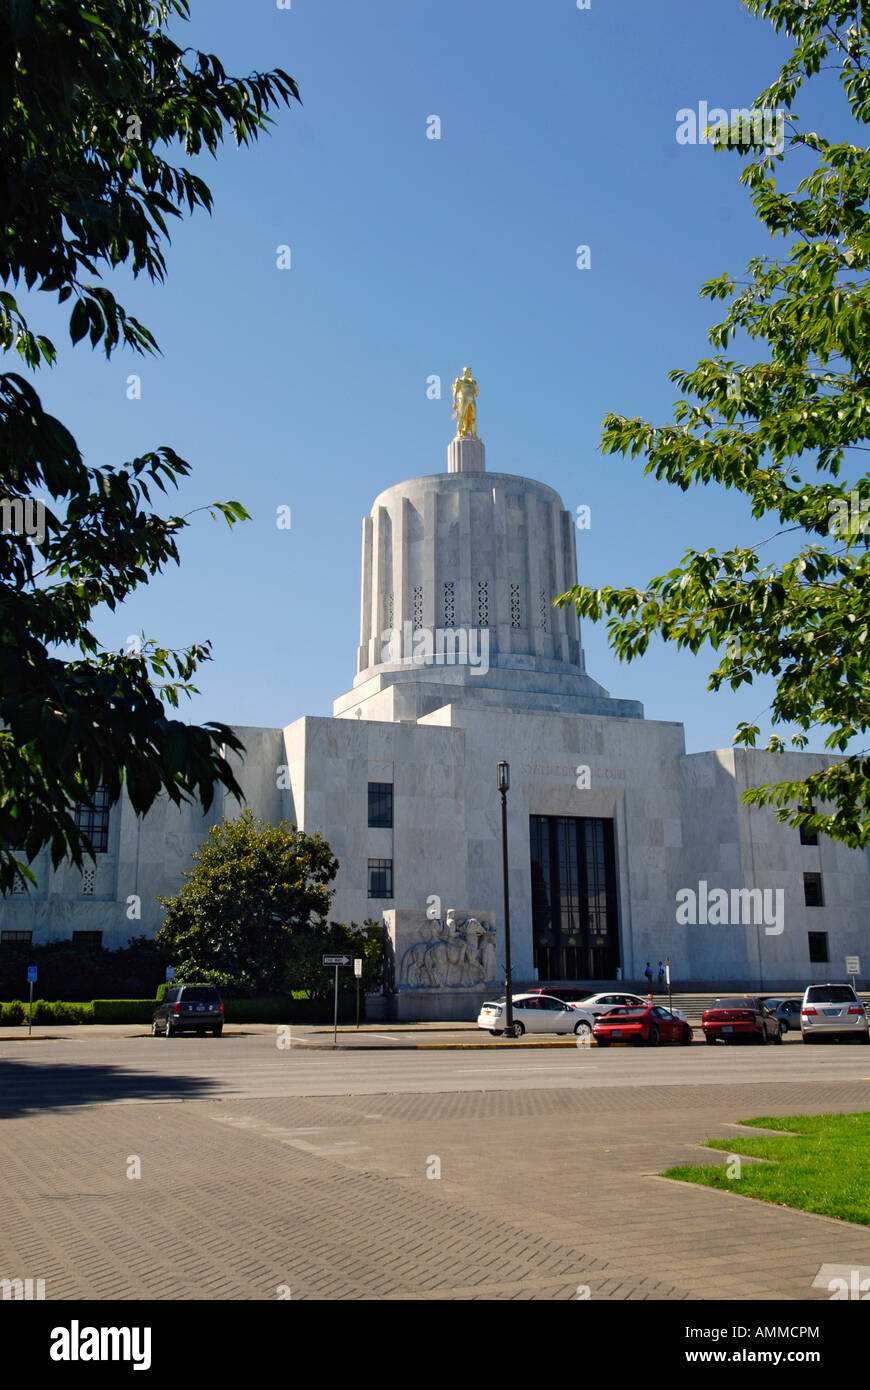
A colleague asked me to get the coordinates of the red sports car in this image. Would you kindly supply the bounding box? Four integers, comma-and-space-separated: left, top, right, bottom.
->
592, 1004, 693, 1047
702, 995, 783, 1045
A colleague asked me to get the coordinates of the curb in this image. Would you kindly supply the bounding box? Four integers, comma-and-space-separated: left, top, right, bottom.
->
293, 1037, 708, 1051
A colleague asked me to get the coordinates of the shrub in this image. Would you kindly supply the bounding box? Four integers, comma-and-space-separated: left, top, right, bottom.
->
224, 997, 296, 1023
29, 1000, 94, 1024
223, 996, 333, 1024
0, 937, 170, 1001
0, 1000, 25, 1024
92, 1000, 156, 1024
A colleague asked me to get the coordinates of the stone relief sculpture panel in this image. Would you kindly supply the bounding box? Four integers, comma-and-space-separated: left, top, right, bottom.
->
399, 909, 499, 989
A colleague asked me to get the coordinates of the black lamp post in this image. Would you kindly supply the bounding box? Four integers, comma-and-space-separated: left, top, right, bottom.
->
497, 760, 514, 1036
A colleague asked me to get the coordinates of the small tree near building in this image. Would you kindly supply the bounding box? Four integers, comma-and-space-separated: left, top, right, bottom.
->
156, 811, 339, 996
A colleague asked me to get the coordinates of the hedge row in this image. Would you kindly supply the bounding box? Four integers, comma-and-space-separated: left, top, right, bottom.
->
0, 999, 156, 1024
0, 997, 358, 1024
224, 997, 330, 1024
1, 1000, 95, 1024
93, 999, 156, 1023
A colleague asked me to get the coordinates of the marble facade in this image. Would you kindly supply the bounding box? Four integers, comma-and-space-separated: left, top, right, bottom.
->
4, 415, 869, 1017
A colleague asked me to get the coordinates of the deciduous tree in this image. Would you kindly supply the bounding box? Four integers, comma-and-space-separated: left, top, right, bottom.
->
157, 811, 340, 996
0, 0, 300, 889
561, 0, 870, 846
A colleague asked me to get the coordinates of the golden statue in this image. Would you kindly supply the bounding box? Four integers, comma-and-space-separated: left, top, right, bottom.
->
451, 366, 479, 439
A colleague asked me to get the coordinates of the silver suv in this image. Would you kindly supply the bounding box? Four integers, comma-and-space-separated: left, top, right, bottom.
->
801, 983, 868, 1044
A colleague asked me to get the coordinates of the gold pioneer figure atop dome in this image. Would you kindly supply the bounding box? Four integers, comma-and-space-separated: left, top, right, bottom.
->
451, 366, 479, 439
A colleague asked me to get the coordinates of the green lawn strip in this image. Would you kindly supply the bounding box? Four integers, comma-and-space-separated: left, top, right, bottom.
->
662, 1112, 870, 1226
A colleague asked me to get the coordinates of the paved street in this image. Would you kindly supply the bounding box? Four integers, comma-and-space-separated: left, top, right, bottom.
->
1, 1030, 869, 1300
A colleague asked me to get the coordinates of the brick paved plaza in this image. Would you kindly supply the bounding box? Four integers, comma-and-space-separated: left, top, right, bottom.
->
1, 1028, 869, 1301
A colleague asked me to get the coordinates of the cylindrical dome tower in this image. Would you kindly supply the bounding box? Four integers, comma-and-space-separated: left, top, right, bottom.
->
335, 371, 642, 721
356, 459, 587, 680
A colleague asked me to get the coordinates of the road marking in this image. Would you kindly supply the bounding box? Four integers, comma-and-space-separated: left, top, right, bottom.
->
282, 1138, 371, 1155
261, 1128, 326, 1137
345, 1033, 404, 1042
448, 1065, 588, 1074
813, 1263, 870, 1288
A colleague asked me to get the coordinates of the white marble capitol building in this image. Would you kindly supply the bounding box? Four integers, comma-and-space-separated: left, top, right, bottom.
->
5, 373, 869, 1014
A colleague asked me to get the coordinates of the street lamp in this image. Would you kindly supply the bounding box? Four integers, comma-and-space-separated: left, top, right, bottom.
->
497, 761, 514, 1037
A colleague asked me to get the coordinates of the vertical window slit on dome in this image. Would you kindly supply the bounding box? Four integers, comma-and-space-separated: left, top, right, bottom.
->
443, 581, 455, 628
510, 582, 521, 628
412, 584, 423, 631
477, 580, 489, 626
540, 588, 549, 631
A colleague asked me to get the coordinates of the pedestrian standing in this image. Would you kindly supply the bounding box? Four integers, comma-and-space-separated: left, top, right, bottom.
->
643, 961, 653, 993
657, 961, 666, 993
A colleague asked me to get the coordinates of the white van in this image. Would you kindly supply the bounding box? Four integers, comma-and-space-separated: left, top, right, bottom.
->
801, 983, 869, 1044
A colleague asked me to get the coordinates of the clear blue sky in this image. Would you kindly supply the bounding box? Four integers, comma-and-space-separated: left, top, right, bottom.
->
32, 0, 854, 752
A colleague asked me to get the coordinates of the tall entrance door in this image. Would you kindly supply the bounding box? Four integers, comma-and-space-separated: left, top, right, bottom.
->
529, 815, 619, 980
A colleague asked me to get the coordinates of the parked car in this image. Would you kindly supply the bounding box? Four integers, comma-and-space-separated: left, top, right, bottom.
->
801, 983, 869, 1044
592, 1004, 692, 1048
477, 993, 596, 1039
569, 990, 688, 1022
523, 985, 597, 1003
702, 996, 782, 1045
762, 998, 802, 1032
152, 985, 224, 1037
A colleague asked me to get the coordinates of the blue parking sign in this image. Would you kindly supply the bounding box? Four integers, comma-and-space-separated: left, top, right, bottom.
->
27, 966, 37, 983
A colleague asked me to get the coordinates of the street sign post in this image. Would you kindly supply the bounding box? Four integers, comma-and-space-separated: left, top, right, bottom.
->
165, 966, 175, 982
323, 955, 351, 1045
26, 965, 36, 1035
665, 956, 672, 1016
846, 956, 861, 990
353, 957, 363, 1029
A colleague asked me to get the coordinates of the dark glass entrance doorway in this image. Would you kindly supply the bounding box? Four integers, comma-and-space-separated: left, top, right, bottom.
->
529, 815, 619, 980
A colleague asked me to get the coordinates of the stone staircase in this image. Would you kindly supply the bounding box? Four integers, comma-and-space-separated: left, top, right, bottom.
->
658, 991, 870, 1022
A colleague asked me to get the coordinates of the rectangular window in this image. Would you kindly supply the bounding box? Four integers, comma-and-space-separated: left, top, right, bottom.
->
367, 782, 393, 829
799, 805, 818, 846
73, 786, 111, 854
368, 858, 393, 899
1, 931, 32, 944
530, 815, 619, 981
804, 872, 824, 907
808, 931, 829, 963
72, 931, 102, 947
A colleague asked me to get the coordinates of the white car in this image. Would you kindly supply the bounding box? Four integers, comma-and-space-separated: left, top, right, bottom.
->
801, 983, 869, 1043
570, 990, 688, 1023
477, 993, 596, 1040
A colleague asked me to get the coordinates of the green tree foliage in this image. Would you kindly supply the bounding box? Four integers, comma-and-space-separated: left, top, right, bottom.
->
560, 0, 870, 847
156, 811, 343, 996
288, 919, 384, 1003
0, 0, 301, 891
